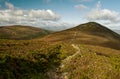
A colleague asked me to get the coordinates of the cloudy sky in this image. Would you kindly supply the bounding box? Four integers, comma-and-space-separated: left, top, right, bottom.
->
0, 0, 120, 30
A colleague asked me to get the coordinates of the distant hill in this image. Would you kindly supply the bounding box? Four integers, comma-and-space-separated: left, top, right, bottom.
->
42, 22, 120, 50
70, 22, 120, 39
0, 25, 52, 40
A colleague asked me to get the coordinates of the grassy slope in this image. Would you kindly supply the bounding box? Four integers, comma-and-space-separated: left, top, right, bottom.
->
0, 39, 76, 79
62, 44, 120, 79
41, 22, 120, 50
0, 22, 120, 79
0, 25, 51, 40
0, 39, 119, 79
70, 22, 120, 39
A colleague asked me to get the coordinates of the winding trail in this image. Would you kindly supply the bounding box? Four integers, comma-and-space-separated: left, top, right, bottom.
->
71, 44, 81, 56
47, 44, 81, 79
60, 44, 81, 79
63, 44, 81, 62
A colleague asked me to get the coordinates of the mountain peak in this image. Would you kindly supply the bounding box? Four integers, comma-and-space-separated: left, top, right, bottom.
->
67, 22, 120, 41
69, 22, 117, 35
75, 22, 108, 32
85, 22, 100, 25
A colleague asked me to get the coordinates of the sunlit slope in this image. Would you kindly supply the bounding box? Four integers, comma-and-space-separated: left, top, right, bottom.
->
0, 39, 119, 79
42, 22, 120, 50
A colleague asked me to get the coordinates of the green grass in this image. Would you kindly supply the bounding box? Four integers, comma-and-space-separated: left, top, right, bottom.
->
0, 22, 120, 79
0, 39, 119, 79
0, 39, 77, 79
61, 44, 120, 79
0, 40, 63, 79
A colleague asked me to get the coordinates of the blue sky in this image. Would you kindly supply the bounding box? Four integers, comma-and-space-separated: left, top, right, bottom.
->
0, 0, 120, 30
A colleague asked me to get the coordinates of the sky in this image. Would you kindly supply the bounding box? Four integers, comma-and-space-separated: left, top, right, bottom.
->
0, 0, 120, 30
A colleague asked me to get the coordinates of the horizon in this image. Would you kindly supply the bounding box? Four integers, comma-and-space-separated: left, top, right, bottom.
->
0, 0, 120, 30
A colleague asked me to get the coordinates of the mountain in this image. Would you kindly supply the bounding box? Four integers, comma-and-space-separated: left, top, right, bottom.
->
69, 22, 120, 39
0, 22, 120, 79
0, 25, 52, 40
42, 22, 120, 50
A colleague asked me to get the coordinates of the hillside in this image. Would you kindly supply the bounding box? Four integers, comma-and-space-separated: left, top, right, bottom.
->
0, 40, 119, 79
0, 25, 51, 40
70, 22, 120, 39
41, 22, 120, 50
0, 22, 120, 79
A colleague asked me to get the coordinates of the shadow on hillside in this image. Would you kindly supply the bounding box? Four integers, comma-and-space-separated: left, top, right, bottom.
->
0, 51, 61, 79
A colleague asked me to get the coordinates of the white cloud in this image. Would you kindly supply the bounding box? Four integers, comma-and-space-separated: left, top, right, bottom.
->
74, 4, 88, 10
13, 10, 24, 16
86, 1, 120, 23
0, 2, 74, 31
5, 2, 15, 9
28, 9, 60, 21
0, 2, 61, 23
34, 21, 75, 31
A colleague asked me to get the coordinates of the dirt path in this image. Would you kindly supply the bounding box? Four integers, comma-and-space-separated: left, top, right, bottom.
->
59, 44, 81, 79
64, 44, 81, 62
47, 44, 81, 79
